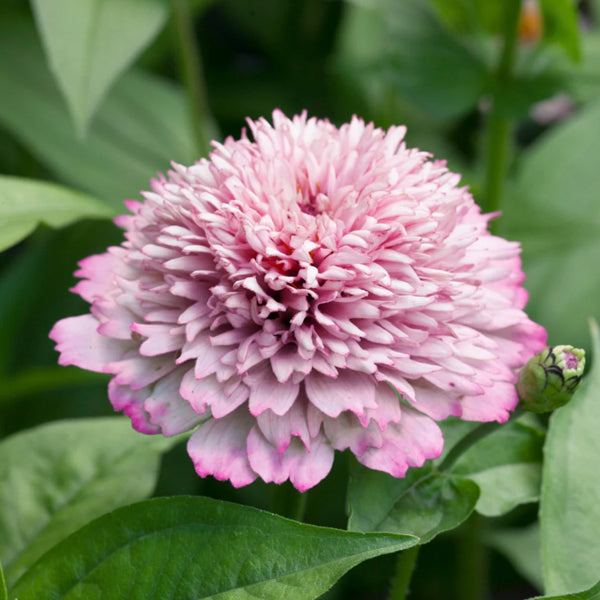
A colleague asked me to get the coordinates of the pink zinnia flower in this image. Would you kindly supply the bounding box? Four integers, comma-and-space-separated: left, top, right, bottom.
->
50, 111, 546, 491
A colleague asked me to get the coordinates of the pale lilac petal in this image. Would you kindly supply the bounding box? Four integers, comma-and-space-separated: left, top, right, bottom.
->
107, 354, 176, 390
323, 413, 383, 456
143, 368, 206, 436
304, 371, 377, 418
50, 315, 127, 372
179, 369, 248, 418
187, 410, 257, 487
459, 381, 519, 422
209, 382, 250, 419
256, 400, 311, 452
247, 427, 334, 491
71, 250, 129, 302
179, 369, 220, 414
358, 406, 444, 478
363, 382, 403, 430
246, 364, 299, 416
408, 382, 464, 420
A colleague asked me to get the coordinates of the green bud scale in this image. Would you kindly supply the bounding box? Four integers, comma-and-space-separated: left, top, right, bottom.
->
517, 345, 585, 413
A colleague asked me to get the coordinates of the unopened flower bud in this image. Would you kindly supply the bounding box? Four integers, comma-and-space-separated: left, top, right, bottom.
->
517, 346, 585, 413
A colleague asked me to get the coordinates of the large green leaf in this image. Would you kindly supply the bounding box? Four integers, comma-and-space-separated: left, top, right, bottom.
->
556, 32, 600, 104
528, 580, 600, 600
450, 419, 545, 516
540, 322, 600, 595
337, 0, 489, 120
0, 418, 175, 587
0, 176, 111, 252
487, 523, 544, 592
347, 463, 479, 544
0, 17, 197, 211
498, 100, 600, 348
9, 496, 417, 600
30, 0, 168, 134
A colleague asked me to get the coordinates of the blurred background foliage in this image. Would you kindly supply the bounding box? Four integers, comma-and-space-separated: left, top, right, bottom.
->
0, 0, 599, 598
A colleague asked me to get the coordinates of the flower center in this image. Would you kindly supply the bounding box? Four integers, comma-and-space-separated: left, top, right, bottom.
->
297, 183, 330, 216
563, 350, 579, 370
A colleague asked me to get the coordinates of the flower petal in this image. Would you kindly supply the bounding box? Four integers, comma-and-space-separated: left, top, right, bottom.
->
304, 371, 377, 418
50, 314, 127, 372
357, 406, 444, 478
247, 427, 334, 491
187, 411, 257, 487
108, 379, 159, 434
143, 368, 206, 436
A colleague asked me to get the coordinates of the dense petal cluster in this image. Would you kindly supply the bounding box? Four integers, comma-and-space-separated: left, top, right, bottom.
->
50, 111, 546, 490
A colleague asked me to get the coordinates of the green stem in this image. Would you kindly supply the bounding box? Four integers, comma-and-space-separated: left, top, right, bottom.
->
484, 0, 522, 221
269, 484, 309, 522
292, 490, 308, 522
170, 0, 213, 156
388, 546, 420, 600
439, 407, 524, 472
456, 513, 488, 600
0, 558, 7, 600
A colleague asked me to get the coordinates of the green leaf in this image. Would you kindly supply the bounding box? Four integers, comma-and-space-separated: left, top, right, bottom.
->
0, 418, 175, 587
498, 99, 600, 348
0, 17, 197, 211
9, 496, 417, 600
450, 419, 545, 517
337, 0, 489, 120
486, 523, 544, 592
384, 0, 490, 118
467, 464, 541, 516
540, 321, 600, 595
428, 0, 506, 35
348, 462, 479, 544
528, 579, 600, 599
0, 175, 111, 252
562, 32, 600, 103
540, 0, 581, 62
30, 0, 168, 134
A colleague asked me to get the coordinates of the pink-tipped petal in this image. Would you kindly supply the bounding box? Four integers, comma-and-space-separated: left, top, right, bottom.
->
187, 409, 257, 487
358, 406, 444, 478
247, 427, 334, 491
108, 379, 160, 434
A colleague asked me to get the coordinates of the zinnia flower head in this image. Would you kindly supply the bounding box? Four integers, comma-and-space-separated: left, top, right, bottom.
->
50, 110, 547, 491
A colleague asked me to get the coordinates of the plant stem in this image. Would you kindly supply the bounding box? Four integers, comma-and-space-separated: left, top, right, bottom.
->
292, 490, 308, 522
269, 484, 309, 522
456, 513, 488, 600
439, 408, 524, 472
484, 0, 522, 222
388, 546, 420, 600
170, 0, 213, 156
